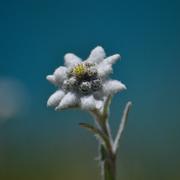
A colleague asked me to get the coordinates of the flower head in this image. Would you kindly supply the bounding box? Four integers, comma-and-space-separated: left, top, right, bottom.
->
47, 46, 126, 112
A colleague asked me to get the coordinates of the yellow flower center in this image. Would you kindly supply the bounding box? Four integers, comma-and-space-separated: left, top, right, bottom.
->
72, 64, 87, 78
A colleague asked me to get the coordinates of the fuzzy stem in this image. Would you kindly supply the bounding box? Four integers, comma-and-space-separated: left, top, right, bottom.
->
82, 100, 132, 180
104, 154, 116, 180
101, 122, 116, 180
93, 110, 116, 180
99, 101, 132, 180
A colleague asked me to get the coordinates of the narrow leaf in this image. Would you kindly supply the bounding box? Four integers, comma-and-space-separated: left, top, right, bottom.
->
113, 101, 132, 153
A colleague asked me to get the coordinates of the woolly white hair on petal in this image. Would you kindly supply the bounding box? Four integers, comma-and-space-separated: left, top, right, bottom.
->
80, 95, 104, 111
46, 75, 56, 85
46, 47, 127, 112
95, 99, 104, 111
80, 95, 97, 110
103, 80, 126, 95
87, 46, 106, 64
47, 90, 65, 107
105, 54, 121, 65
93, 90, 104, 100
54, 66, 67, 84
64, 53, 82, 67
97, 62, 112, 78
56, 92, 79, 110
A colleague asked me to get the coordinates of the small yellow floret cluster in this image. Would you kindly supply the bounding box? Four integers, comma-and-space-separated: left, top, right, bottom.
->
72, 64, 87, 77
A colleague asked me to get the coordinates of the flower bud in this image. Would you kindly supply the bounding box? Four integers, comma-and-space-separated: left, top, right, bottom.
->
79, 81, 91, 94
91, 78, 102, 91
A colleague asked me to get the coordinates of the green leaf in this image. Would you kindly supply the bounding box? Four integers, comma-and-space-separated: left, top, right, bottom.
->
100, 144, 107, 161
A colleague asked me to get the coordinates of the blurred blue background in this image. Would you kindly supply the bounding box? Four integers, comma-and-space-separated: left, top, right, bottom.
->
0, 0, 180, 179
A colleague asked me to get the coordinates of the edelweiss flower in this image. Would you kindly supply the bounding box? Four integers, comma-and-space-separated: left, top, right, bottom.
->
47, 46, 126, 112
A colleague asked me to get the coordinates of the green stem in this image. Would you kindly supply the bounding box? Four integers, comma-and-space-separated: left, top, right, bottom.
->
104, 155, 116, 180
100, 122, 116, 180
83, 99, 132, 180
96, 114, 116, 180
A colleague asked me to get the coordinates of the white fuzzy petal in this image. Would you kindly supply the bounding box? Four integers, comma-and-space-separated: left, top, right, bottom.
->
95, 100, 104, 111
93, 90, 104, 100
54, 66, 67, 84
47, 90, 65, 107
46, 75, 56, 85
56, 92, 78, 110
80, 95, 96, 110
87, 46, 106, 64
104, 54, 121, 65
64, 53, 82, 67
97, 62, 112, 78
103, 80, 126, 95
97, 54, 121, 78
80, 95, 104, 111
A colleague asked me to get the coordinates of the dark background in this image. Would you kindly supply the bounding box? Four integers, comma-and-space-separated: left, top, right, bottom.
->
0, 0, 180, 179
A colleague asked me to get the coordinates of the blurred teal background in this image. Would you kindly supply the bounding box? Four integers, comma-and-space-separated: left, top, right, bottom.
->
0, 0, 180, 179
